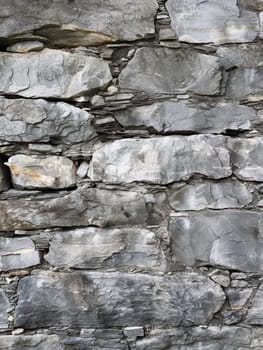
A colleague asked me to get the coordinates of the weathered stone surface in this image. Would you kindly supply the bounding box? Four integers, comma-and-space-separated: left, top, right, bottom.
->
166, 0, 259, 44
0, 0, 158, 46
15, 271, 224, 328
45, 227, 167, 272
0, 289, 9, 329
6, 41, 44, 53
6, 155, 77, 189
118, 48, 222, 95
168, 181, 252, 210
0, 97, 96, 144
115, 101, 256, 134
246, 286, 263, 324
0, 187, 149, 230
228, 137, 263, 181
0, 335, 62, 350
226, 68, 263, 99
89, 135, 231, 184
0, 160, 10, 192
169, 210, 263, 272
0, 49, 112, 99
0, 237, 40, 271
239, 0, 263, 11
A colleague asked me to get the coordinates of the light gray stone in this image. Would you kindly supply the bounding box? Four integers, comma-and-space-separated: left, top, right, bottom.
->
0, 0, 158, 47
169, 210, 263, 272
6, 155, 77, 189
0, 289, 9, 329
89, 135, 231, 184
115, 101, 256, 134
0, 49, 112, 99
166, 0, 259, 44
168, 181, 252, 210
0, 335, 62, 350
76, 161, 89, 179
118, 48, 222, 95
226, 288, 252, 310
0, 187, 149, 231
6, 41, 44, 53
228, 137, 263, 181
14, 271, 224, 328
0, 237, 40, 271
246, 286, 263, 324
210, 269, 230, 288
0, 97, 96, 144
44, 227, 167, 272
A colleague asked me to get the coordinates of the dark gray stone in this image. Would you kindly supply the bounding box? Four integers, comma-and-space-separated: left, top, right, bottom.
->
0, 289, 9, 329
246, 286, 263, 324
169, 210, 263, 272
89, 135, 231, 184
0, 49, 112, 99
118, 48, 222, 95
0, 0, 158, 46
0, 97, 96, 144
14, 271, 224, 328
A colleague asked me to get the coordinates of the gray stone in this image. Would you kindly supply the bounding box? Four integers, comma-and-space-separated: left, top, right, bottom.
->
45, 227, 167, 272
0, 335, 62, 350
169, 210, 263, 272
6, 155, 77, 189
228, 137, 263, 181
226, 68, 263, 99
209, 269, 230, 288
0, 237, 40, 271
115, 101, 256, 134
0, 97, 96, 144
231, 272, 247, 280
0, 49, 112, 99
0, 186, 149, 231
118, 48, 222, 95
89, 135, 231, 184
239, 0, 263, 11
0, 0, 158, 47
246, 286, 263, 324
231, 280, 248, 288
0, 289, 9, 329
6, 41, 44, 53
166, 0, 259, 44
124, 327, 144, 338
168, 181, 252, 210
76, 161, 89, 179
0, 161, 10, 192
14, 271, 224, 328
226, 288, 252, 310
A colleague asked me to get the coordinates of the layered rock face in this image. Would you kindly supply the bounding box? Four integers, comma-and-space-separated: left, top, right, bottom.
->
1, 0, 263, 349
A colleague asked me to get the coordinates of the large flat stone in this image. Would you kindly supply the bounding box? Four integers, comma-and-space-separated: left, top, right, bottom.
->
45, 227, 167, 272
0, 160, 10, 192
0, 97, 96, 144
0, 49, 112, 99
169, 210, 263, 272
168, 181, 252, 210
0, 0, 158, 46
0, 289, 9, 329
246, 286, 263, 325
118, 48, 222, 95
89, 135, 231, 184
14, 271, 224, 328
6, 155, 77, 189
115, 101, 256, 134
0, 335, 62, 350
228, 137, 263, 181
166, 0, 259, 44
0, 187, 149, 231
0, 237, 40, 271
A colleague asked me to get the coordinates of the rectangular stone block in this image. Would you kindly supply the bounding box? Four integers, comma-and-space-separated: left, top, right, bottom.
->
0, 289, 9, 329
0, 335, 62, 350
14, 271, 224, 328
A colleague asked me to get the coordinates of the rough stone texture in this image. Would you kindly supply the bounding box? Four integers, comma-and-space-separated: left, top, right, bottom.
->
0, 160, 10, 192
118, 48, 222, 95
6, 155, 77, 189
0, 0, 158, 46
166, 0, 259, 44
89, 135, 231, 184
0, 49, 112, 99
228, 137, 263, 181
169, 210, 263, 272
115, 101, 256, 134
14, 271, 225, 328
0, 237, 40, 271
45, 227, 168, 272
0, 187, 149, 230
168, 181, 252, 210
0, 289, 9, 329
6, 41, 44, 53
0, 335, 62, 350
0, 97, 96, 144
246, 286, 263, 324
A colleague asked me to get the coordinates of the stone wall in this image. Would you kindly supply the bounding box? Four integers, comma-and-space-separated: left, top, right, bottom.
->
0, 0, 263, 349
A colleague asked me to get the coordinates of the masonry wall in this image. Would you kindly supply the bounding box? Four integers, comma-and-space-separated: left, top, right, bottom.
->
0, 0, 263, 349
